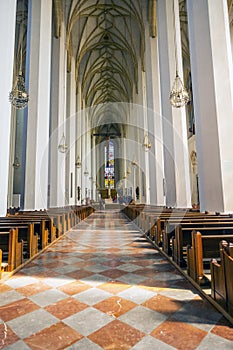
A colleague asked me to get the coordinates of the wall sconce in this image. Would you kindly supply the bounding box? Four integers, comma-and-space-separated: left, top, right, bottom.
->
75, 155, 81, 168
58, 133, 68, 153
142, 134, 151, 152
84, 167, 89, 177
131, 159, 138, 167
13, 156, 21, 168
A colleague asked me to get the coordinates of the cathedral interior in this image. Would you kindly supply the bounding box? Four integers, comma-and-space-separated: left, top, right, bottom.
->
1, 0, 232, 215
1, 1, 233, 349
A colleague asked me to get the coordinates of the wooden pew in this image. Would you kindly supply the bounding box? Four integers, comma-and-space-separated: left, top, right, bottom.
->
171, 225, 233, 267
0, 220, 44, 258
0, 223, 40, 258
3, 215, 53, 247
164, 216, 233, 238
162, 219, 233, 255
16, 212, 56, 245
0, 229, 23, 272
0, 205, 95, 278
152, 210, 205, 241
157, 213, 232, 245
211, 241, 233, 316
187, 231, 233, 286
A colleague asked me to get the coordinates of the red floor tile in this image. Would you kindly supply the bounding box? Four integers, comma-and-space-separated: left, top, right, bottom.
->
151, 319, 207, 350
100, 268, 127, 279
0, 298, 40, 322
97, 280, 131, 294
142, 294, 183, 315
24, 322, 83, 350
0, 284, 12, 293
16, 282, 52, 296
88, 320, 145, 349
66, 269, 94, 279
57, 280, 91, 295
45, 297, 88, 319
211, 316, 233, 341
94, 296, 137, 317
0, 324, 19, 349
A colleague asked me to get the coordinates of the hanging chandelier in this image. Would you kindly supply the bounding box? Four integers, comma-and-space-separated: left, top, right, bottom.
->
126, 166, 131, 175
75, 155, 81, 168
9, 72, 29, 109
169, 0, 189, 108
9, 2, 29, 110
170, 72, 189, 108
58, 132, 68, 153
142, 134, 152, 152
58, 38, 68, 153
13, 156, 21, 168
84, 167, 89, 177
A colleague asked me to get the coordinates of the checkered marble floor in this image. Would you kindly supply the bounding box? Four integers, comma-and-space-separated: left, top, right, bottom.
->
1, 210, 233, 349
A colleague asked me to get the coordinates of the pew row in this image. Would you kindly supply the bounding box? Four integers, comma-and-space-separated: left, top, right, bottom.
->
0, 229, 23, 273
0, 205, 95, 279
186, 231, 233, 286
211, 241, 233, 317
167, 225, 233, 267
122, 205, 233, 322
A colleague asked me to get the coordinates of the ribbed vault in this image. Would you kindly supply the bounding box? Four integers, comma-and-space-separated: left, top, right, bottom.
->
51, 0, 233, 127
65, 0, 146, 109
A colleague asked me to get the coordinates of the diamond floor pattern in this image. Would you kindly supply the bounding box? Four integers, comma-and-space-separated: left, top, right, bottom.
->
0, 210, 233, 349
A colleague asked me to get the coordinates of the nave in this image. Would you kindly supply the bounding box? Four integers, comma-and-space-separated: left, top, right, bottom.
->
1, 211, 233, 349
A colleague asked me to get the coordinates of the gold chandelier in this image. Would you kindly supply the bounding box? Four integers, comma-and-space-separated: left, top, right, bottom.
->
169, 0, 189, 108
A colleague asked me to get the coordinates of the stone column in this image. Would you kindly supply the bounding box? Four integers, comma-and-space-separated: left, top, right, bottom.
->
187, 0, 233, 212
75, 85, 82, 205
0, 1, 17, 215
49, 21, 67, 207
91, 135, 97, 201
81, 107, 87, 201
144, 15, 165, 206
157, 0, 191, 208
24, 0, 52, 210
66, 56, 76, 205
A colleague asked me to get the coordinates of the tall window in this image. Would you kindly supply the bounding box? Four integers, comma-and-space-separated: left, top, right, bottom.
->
104, 140, 114, 188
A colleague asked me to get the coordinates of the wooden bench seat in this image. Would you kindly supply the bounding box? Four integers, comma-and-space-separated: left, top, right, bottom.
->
155, 214, 232, 244
0, 229, 23, 272
211, 241, 233, 316
0, 205, 95, 278
2, 216, 54, 247
171, 225, 233, 267
164, 216, 233, 237
162, 220, 233, 255
187, 231, 233, 286
146, 212, 213, 245
0, 224, 39, 259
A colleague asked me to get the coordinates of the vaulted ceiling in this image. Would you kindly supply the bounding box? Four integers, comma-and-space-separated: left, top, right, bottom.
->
18, 0, 233, 112
54, 0, 154, 109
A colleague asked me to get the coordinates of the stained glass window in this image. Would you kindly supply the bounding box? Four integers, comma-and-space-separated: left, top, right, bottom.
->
104, 140, 114, 188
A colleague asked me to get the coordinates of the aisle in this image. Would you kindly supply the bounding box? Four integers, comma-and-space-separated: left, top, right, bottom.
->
0, 211, 233, 349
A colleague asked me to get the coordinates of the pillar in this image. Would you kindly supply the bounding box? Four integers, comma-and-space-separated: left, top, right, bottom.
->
187, 0, 233, 212
144, 14, 165, 206
0, 1, 17, 215
157, 0, 191, 208
24, 0, 52, 210
66, 56, 76, 205
49, 22, 67, 207
75, 82, 82, 205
